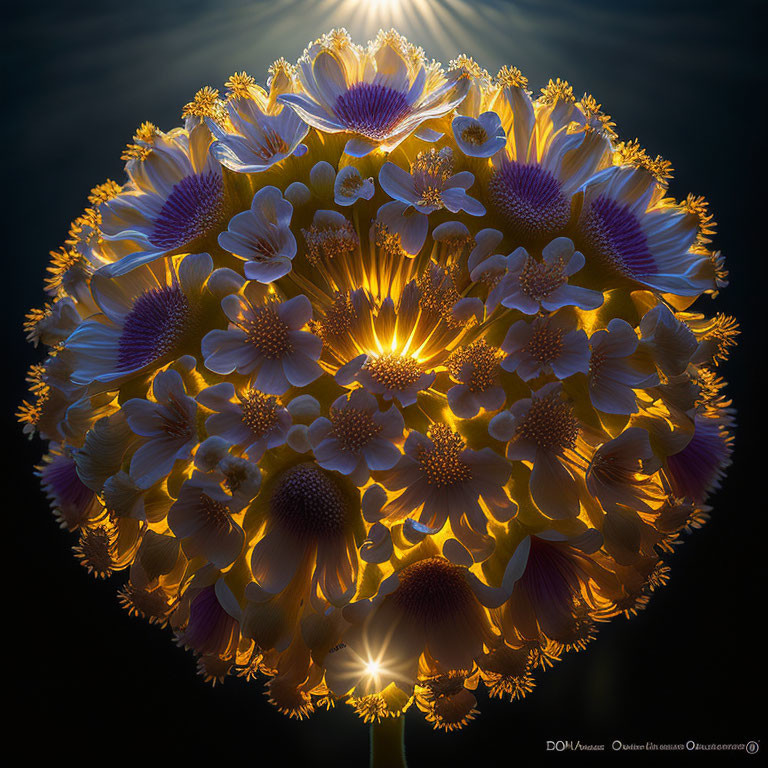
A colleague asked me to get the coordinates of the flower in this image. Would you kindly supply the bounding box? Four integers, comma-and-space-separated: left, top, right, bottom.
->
445, 339, 506, 418
324, 556, 499, 695
501, 314, 590, 382
99, 123, 227, 276
377, 147, 485, 254
489, 383, 583, 519
121, 368, 199, 489
196, 382, 292, 460
207, 61, 309, 173
586, 428, 662, 513
452, 111, 506, 158
217, 186, 297, 282
488, 77, 612, 244
23, 27, 735, 735
490, 237, 604, 315
588, 318, 659, 414
499, 532, 623, 648
248, 459, 363, 605
279, 29, 468, 156
168, 471, 246, 568
308, 389, 404, 485
334, 165, 375, 206
65, 252, 214, 388
202, 286, 322, 394
575, 165, 716, 295
381, 425, 516, 558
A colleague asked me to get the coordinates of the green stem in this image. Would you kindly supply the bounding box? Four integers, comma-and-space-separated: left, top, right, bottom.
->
370, 715, 407, 768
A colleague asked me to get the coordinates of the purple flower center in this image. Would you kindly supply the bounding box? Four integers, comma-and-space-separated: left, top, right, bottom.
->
149, 172, 224, 250
581, 194, 654, 277
334, 83, 411, 140
488, 161, 570, 241
117, 286, 190, 371
270, 463, 348, 537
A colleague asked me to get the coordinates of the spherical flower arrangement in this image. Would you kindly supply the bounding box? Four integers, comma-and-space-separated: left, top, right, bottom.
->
21, 27, 737, 741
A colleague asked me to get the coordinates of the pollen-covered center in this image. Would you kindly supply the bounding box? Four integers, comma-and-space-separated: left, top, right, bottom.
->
329, 406, 382, 453
526, 324, 564, 364
118, 286, 191, 371
270, 462, 348, 536
417, 424, 473, 487
240, 389, 280, 436
516, 392, 578, 452
253, 129, 289, 161
390, 557, 474, 623
302, 220, 359, 265
519, 256, 567, 301
161, 392, 195, 439
413, 147, 453, 208
488, 161, 570, 241
589, 451, 642, 487
461, 123, 489, 146
339, 173, 363, 195
334, 83, 412, 140
588, 346, 606, 383
149, 172, 224, 250
245, 306, 293, 359
365, 353, 422, 392
199, 492, 232, 532
447, 339, 502, 392
580, 194, 654, 278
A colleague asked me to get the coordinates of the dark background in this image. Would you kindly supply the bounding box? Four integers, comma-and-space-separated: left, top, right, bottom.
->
4, 0, 764, 763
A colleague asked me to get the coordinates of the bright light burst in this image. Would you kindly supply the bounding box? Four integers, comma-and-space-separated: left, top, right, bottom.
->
22, 26, 736, 737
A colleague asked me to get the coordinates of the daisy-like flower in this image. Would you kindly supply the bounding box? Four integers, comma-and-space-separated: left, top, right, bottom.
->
501, 314, 590, 381
499, 532, 622, 648
489, 382, 582, 519
278, 29, 469, 157
445, 339, 506, 418
586, 427, 662, 513
174, 573, 241, 657
65, 253, 213, 389
575, 165, 716, 296
196, 382, 292, 460
452, 111, 506, 158
351, 354, 436, 408
99, 123, 226, 276
334, 166, 375, 206
325, 556, 499, 695
217, 186, 297, 282
381, 425, 516, 558
308, 389, 404, 485
317, 267, 479, 408
487, 237, 604, 315
121, 368, 198, 489
37, 449, 103, 531
588, 318, 659, 414
378, 147, 485, 255
207, 62, 309, 173
488, 76, 612, 244
665, 411, 733, 503
202, 286, 322, 395
168, 470, 245, 569
248, 459, 364, 605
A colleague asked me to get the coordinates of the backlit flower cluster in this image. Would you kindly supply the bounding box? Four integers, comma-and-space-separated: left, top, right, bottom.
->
21, 29, 737, 730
